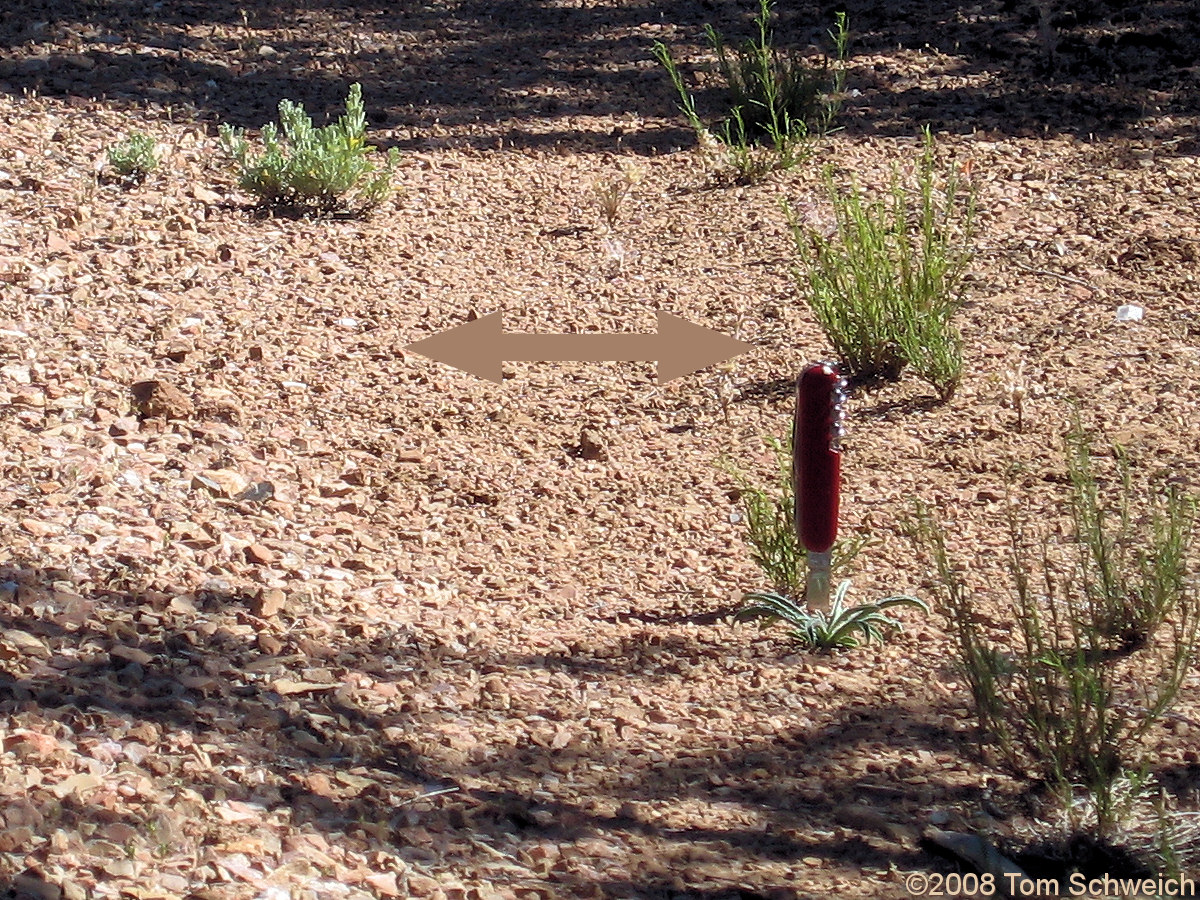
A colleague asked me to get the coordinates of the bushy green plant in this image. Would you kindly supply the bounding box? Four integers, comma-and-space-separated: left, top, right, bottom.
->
787, 130, 976, 399
738, 580, 927, 650
907, 421, 1199, 837
1066, 429, 1189, 651
107, 132, 158, 182
708, 3, 846, 141
653, 0, 847, 182
219, 83, 399, 214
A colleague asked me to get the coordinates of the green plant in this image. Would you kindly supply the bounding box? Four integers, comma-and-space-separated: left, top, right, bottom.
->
107, 132, 158, 182
726, 435, 803, 597
653, 1, 847, 182
725, 428, 919, 650
218, 83, 399, 214
907, 422, 1199, 838
724, 434, 867, 599
1066, 428, 1188, 652
1147, 783, 1200, 879
738, 580, 927, 650
717, 127, 793, 184
728, 375, 927, 649
787, 130, 976, 399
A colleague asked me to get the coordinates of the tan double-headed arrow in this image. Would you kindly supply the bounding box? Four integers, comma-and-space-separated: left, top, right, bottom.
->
406, 312, 756, 384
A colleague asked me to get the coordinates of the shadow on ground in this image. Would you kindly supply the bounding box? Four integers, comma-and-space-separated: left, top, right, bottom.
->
0, 0, 1197, 152
0, 560, 989, 896
3, 556, 1195, 893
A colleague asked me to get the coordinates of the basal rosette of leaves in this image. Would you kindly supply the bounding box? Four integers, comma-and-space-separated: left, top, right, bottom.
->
738, 581, 929, 651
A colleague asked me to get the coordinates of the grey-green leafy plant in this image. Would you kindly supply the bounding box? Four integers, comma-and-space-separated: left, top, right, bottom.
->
219, 83, 399, 214
653, 0, 847, 182
787, 129, 976, 399
107, 132, 158, 182
907, 420, 1199, 838
738, 580, 928, 650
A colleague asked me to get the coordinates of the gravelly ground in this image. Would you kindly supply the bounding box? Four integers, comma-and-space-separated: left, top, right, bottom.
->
0, 1, 1198, 897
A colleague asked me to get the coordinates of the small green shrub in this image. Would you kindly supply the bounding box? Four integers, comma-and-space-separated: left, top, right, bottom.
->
1065, 429, 1188, 650
219, 83, 399, 214
786, 130, 976, 399
653, 0, 847, 182
107, 132, 158, 182
738, 580, 927, 650
725, 435, 805, 598
707, 3, 846, 142
907, 420, 1199, 837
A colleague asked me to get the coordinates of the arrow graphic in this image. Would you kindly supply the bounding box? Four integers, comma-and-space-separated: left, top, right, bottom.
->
405, 312, 756, 384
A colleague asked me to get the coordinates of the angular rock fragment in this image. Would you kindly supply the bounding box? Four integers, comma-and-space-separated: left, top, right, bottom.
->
130, 378, 193, 420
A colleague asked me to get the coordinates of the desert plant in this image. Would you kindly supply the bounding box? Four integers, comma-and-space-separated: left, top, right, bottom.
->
723, 434, 868, 599
1147, 784, 1200, 879
907, 421, 1199, 837
738, 579, 927, 650
593, 163, 643, 229
653, 1, 847, 181
787, 130, 976, 399
218, 83, 399, 214
991, 360, 1045, 434
726, 435, 804, 597
106, 132, 158, 182
1066, 428, 1189, 652
726, 369, 923, 652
